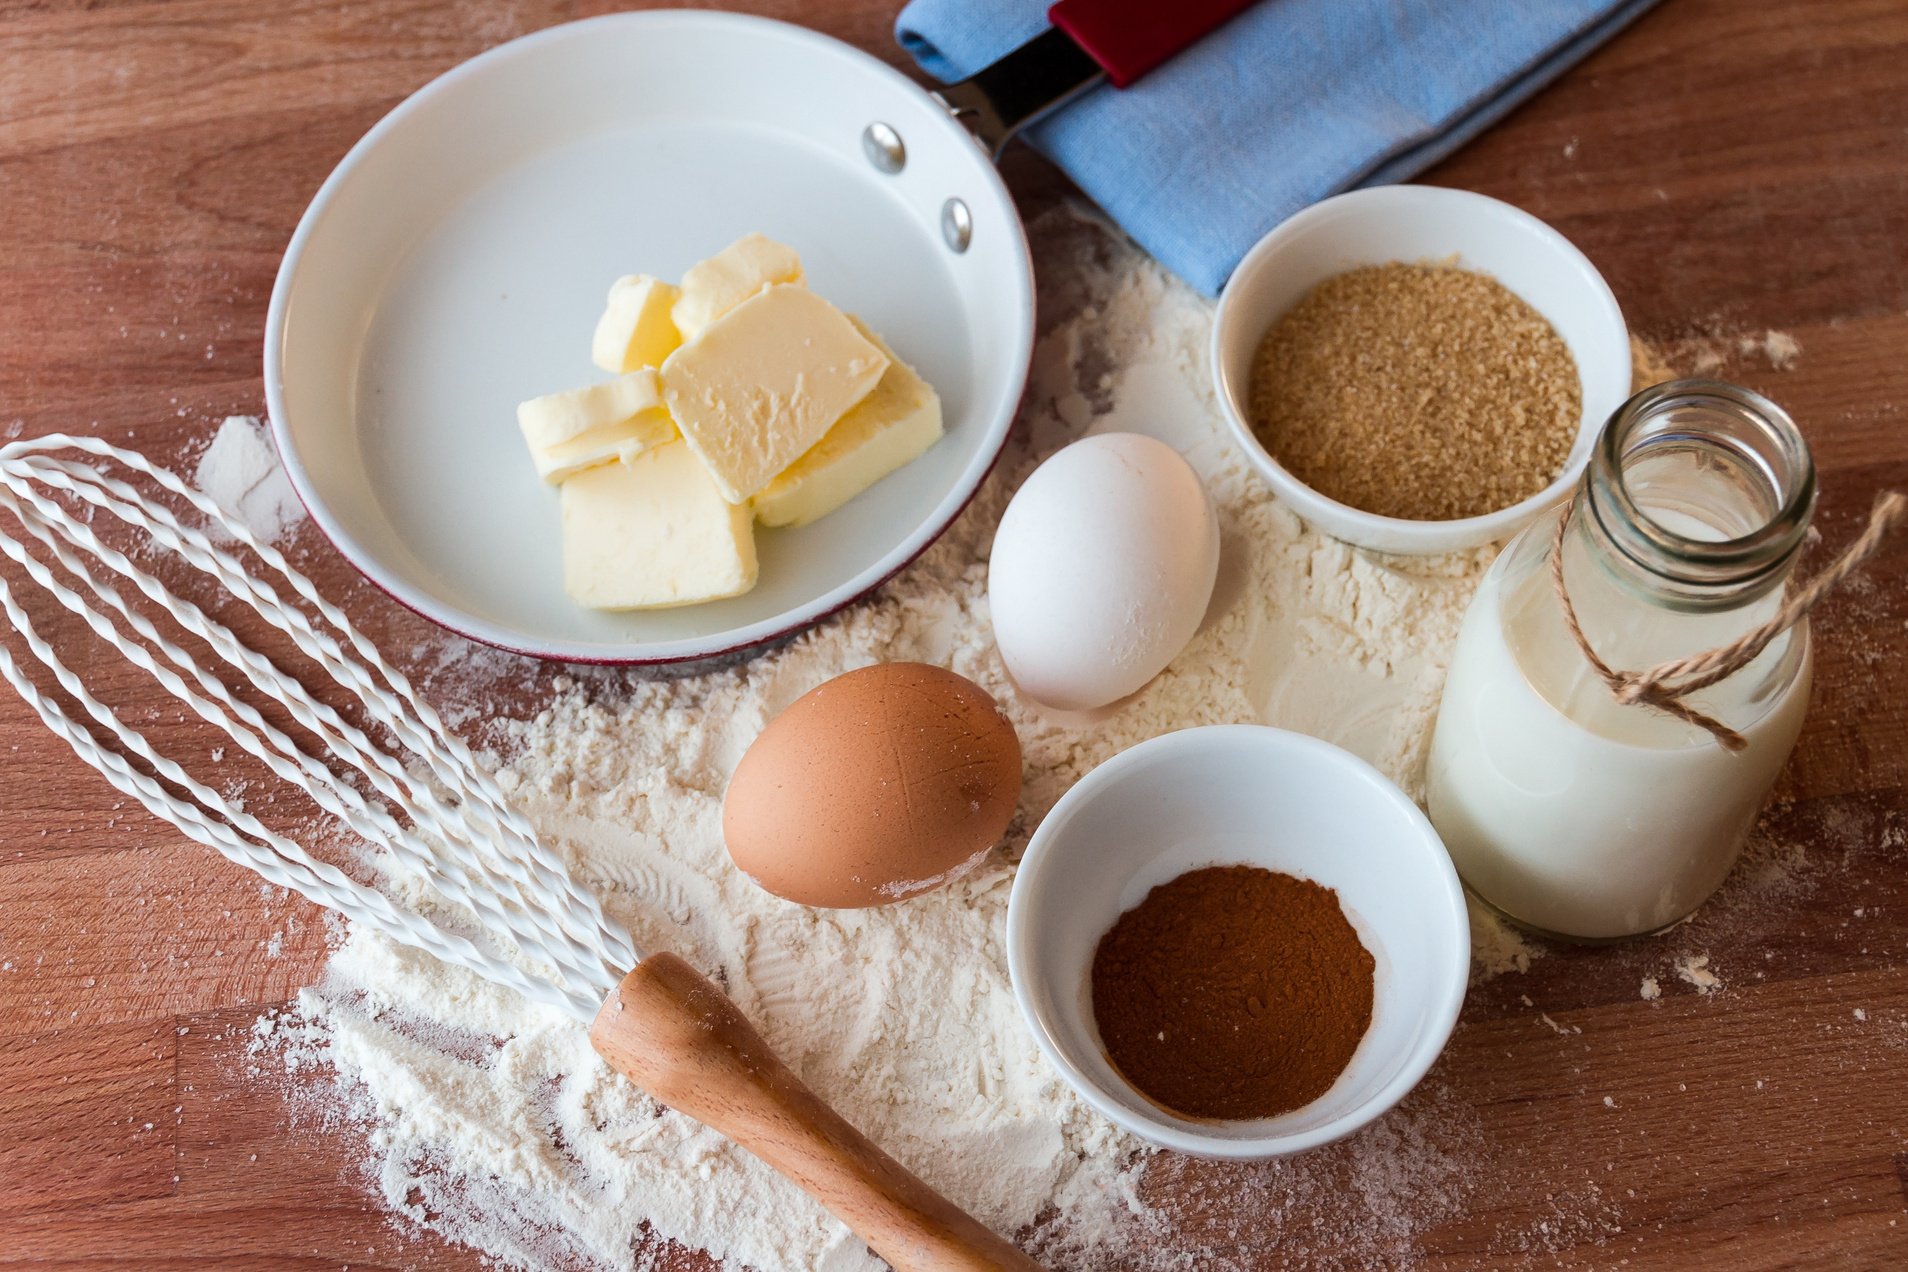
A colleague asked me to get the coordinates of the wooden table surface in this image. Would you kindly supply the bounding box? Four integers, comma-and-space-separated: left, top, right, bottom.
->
3, 1, 1906, 1268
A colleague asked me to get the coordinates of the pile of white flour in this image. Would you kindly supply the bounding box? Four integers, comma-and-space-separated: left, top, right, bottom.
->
253, 211, 1504, 1269
194, 414, 302, 544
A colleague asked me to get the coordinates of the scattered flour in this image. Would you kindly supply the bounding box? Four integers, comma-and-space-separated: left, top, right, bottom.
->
1666, 324, 1802, 378
1639, 976, 1661, 1002
1736, 329, 1801, 371
250, 210, 1560, 1268
1468, 898, 1546, 983
194, 415, 303, 544
1675, 953, 1723, 994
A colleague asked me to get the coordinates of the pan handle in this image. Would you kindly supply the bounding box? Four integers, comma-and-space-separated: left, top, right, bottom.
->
1049, 0, 1259, 89
931, 0, 1258, 155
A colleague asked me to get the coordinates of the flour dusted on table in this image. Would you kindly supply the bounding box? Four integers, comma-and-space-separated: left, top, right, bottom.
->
194, 415, 302, 544
258, 210, 1496, 1270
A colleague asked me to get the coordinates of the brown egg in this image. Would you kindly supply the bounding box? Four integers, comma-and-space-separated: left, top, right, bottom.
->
723, 663, 1022, 908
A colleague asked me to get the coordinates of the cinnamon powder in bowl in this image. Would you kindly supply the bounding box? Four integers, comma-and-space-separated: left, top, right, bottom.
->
1005, 724, 1468, 1159
1091, 864, 1375, 1121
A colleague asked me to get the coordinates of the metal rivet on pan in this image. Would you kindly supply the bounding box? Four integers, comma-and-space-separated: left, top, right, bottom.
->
862, 123, 906, 174
941, 198, 972, 253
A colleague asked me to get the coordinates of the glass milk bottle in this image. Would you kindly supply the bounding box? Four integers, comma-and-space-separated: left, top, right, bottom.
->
1425, 380, 1815, 940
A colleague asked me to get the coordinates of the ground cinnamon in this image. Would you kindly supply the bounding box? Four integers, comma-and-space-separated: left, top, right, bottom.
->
1091, 864, 1374, 1120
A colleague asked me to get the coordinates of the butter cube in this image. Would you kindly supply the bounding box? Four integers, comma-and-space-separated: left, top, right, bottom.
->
591, 275, 682, 373
661, 285, 889, 504
671, 233, 804, 341
560, 441, 757, 610
754, 318, 943, 528
517, 369, 676, 483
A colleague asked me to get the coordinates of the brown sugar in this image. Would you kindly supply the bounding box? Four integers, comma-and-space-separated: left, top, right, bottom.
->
1090, 864, 1375, 1121
1247, 262, 1581, 521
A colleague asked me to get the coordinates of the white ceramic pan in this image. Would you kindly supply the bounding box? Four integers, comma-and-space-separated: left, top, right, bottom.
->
265, 5, 1249, 663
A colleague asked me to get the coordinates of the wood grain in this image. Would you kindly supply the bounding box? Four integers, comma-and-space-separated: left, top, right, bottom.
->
1, 0, 1906, 1269
0, 1017, 177, 1214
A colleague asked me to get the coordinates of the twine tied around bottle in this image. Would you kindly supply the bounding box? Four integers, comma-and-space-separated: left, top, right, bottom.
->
1550, 490, 1906, 752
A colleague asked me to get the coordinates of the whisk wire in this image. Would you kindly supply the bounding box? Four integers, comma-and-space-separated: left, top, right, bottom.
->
1, 487, 623, 1002
22, 451, 617, 947
17, 441, 637, 975
43, 444, 640, 975
0, 567, 594, 1019
0, 435, 639, 1021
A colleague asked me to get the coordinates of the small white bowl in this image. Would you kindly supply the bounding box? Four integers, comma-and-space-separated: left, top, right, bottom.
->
1210, 185, 1632, 554
1007, 725, 1467, 1159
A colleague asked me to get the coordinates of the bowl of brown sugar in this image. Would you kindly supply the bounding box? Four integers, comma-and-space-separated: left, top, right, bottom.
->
1006, 725, 1469, 1158
1211, 186, 1631, 553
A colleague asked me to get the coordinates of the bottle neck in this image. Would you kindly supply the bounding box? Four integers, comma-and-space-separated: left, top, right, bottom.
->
1578, 379, 1816, 613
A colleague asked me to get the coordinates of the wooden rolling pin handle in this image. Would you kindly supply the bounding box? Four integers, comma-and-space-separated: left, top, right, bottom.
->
590, 952, 1045, 1272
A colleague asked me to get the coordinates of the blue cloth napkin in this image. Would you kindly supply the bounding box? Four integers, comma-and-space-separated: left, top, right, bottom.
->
897, 0, 1657, 296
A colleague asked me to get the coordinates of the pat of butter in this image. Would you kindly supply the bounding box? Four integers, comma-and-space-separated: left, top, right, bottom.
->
671, 233, 804, 342
591, 275, 682, 374
661, 285, 889, 504
754, 318, 943, 528
560, 441, 757, 610
517, 369, 676, 484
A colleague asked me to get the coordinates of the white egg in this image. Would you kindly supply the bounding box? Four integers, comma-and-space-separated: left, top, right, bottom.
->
988, 433, 1220, 711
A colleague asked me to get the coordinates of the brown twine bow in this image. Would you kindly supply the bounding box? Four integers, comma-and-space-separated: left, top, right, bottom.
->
1550, 490, 1906, 752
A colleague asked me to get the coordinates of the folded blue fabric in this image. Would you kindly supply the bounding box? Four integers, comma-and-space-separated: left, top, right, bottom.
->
897, 0, 1657, 296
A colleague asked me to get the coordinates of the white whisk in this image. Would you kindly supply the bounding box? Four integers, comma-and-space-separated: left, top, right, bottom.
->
0, 434, 1037, 1272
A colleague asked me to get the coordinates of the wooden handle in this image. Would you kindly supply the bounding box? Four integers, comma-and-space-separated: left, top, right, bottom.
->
590, 953, 1045, 1272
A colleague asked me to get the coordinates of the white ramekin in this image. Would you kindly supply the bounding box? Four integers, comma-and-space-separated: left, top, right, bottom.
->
1210, 185, 1632, 554
1006, 725, 1469, 1159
